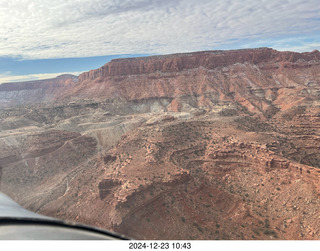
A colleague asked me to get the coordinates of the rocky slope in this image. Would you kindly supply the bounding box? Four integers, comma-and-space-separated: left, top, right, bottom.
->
0, 48, 320, 240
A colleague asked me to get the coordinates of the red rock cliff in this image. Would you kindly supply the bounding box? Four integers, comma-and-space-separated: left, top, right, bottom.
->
77, 48, 320, 81
67, 48, 320, 116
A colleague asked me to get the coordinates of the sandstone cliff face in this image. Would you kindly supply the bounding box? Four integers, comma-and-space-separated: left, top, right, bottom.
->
66, 48, 320, 118
78, 48, 320, 78
1, 48, 319, 116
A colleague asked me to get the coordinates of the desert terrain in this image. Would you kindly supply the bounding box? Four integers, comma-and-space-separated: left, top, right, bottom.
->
0, 48, 320, 239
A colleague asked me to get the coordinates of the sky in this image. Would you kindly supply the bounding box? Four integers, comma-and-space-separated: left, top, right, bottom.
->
0, 0, 319, 84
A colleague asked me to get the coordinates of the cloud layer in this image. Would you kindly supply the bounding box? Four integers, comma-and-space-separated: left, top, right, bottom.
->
0, 0, 319, 59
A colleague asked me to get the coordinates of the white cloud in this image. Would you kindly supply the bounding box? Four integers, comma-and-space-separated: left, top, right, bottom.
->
0, 0, 319, 59
236, 36, 320, 53
276, 42, 320, 52
0, 72, 81, 84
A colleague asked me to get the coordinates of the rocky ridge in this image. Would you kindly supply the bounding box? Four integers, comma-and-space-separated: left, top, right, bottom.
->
0, 74, 77, 107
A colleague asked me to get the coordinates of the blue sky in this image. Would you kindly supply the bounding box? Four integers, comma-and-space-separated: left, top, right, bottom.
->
0, 54, 149, 82
0, 0, 319, 84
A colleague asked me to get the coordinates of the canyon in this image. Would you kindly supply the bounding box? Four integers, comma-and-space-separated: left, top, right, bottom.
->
0, 48, 320, 239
